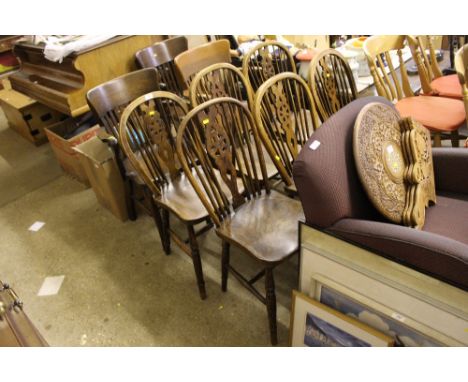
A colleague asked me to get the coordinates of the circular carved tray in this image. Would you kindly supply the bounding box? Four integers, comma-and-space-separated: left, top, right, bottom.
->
353, 103, 406, 223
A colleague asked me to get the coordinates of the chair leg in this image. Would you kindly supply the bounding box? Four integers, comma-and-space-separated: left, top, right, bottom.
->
147, 195, 170, 256
187, 224, 207, 300
265, 267, 278, 346
451, 131, 460, 148
125, 178, 138, 221
433, 132, 442, 147
161, 209, 171, 255
221, 241, 230, 292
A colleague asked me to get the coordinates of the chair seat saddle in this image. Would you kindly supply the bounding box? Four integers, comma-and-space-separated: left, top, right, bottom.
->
216, 190, 304, 263
430, 74, 463, 99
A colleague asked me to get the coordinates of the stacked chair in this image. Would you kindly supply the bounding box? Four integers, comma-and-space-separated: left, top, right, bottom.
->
363, 35, 466, 147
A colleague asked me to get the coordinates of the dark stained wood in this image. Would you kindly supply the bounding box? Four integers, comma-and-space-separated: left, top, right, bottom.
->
254, 72, 319, 189
10, 35, 164, 116
190, 62, 253, 108
174, 40, 231, 90
309, 49, 358, 122
119, 91, 216, 300
135, 36, 188, 97
176, 97, 304, 345
86, 67, 162, 222
242, 41, 296, 92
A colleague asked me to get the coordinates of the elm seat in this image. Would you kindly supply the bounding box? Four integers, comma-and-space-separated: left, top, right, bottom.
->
293, 96, 468, 291
396, 96, 466, 132
430, 74, 463, 99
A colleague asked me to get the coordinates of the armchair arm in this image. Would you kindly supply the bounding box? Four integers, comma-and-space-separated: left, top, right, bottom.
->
328, 218, 468, 290
432, 148, 468, 195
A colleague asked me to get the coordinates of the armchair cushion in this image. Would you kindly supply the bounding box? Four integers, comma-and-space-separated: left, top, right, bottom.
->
329, 215, 468, 290
432, 148, 468, 195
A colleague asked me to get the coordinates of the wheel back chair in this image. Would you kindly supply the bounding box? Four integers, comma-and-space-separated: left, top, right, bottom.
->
254, 72, 319, 195
242, 41, 296, 92
308, 48, 358, 122
176, 97, 304, 345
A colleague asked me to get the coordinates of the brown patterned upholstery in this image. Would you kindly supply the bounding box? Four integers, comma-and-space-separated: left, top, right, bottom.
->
293, 97, 468, 290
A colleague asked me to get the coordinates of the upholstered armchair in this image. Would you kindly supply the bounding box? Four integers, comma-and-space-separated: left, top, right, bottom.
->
293, 96, 468, 291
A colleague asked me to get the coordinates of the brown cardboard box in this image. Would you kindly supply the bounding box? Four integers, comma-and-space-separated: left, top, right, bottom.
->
0, 88, 66, 145
74, 136, 128, 222
45, 119, 101, 185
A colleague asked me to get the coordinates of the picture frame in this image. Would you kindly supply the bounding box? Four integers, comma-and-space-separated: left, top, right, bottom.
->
289, 290, 394, 347
312, 275, 445, 347
299, 223, 468, 346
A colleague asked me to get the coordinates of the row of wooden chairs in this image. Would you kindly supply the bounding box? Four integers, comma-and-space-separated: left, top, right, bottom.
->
86, 38, 314, 345
85, 35, 468, 345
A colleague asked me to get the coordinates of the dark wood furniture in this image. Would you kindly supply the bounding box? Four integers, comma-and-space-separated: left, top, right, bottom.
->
189, 62, 253, 108
309, 49, 357, 122
9, 35, 163, 116
119, 91, 230, 300
174, 40, 231, 90
176, 97, 304, 344
254, 72, 319, 193
242, 41, 296, 92
86, 68, 161, 223
364, 35, 466, 147
135, 36, 188, 97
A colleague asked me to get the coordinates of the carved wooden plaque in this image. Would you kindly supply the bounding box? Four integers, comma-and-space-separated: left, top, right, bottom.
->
354, 103, 406, 223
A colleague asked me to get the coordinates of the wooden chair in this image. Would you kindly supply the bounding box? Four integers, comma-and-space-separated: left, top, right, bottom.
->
190, 63, 278, 181
455, 44, 468, 125
189, 62, 253, 108
242, 41, 296, 92
118, 91, 214, 300
254, 72, 319, 193
86, 68, 161, 221
135, 36, 188, 97
176, 97, 304, 345
408, 35, 463, 100
363, 35, 466, 147
308, 49, 358, 122
174, 40, 231, 90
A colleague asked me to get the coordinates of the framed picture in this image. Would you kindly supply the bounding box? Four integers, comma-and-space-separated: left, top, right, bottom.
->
299, 224, 468, 346
289, 290, 394, 347
313, 275, 445, 347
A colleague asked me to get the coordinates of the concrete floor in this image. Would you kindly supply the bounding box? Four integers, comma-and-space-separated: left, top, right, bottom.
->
0, 108, 298, 346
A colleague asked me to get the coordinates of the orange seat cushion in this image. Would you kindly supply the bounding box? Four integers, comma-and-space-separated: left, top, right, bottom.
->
395, 96, 466, 132
430, 74, 462, 99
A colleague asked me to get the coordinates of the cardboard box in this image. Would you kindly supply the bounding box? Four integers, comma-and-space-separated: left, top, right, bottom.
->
74, 136, 128, 222
45, 119, 101, 185
0, 88, 67, 145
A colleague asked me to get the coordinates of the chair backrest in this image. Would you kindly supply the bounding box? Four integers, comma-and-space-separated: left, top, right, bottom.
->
118, 91, 189, 196
135, 36, 188, 96
455, 44, 468, 121
308, 49, 358, 122
242, 41, 296, 92
406, 35, 445, 96
293, 96, 394, 229
86, 68, 160, 138
254, 72, 319, 186
364, 35, 429, 102
174, 40, 231, 90
176, 98, 269, 227
189, 63, 254, 108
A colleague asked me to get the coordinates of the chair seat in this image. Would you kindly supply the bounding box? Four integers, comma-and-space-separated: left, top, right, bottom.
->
430, 74, 462, 99
423, 194, 468, 245
156, 168, 245, 223
396, 96, 466, 132
216, 191, 304, 263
